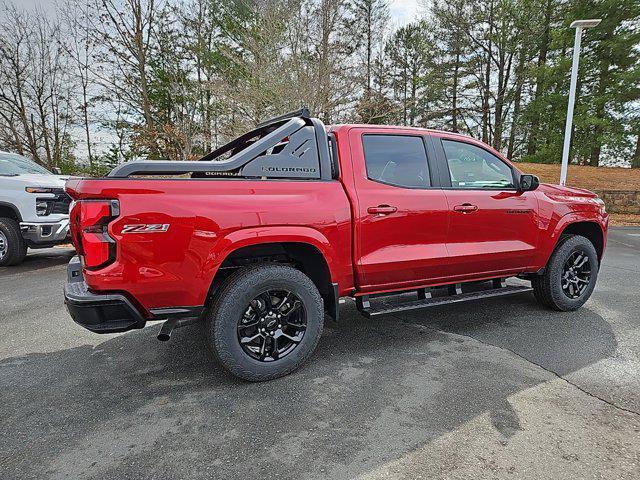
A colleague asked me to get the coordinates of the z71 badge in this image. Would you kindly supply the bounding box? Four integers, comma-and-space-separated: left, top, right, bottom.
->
121, 224, 170, 234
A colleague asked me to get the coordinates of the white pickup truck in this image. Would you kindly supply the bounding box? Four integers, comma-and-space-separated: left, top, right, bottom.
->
0, 152, 72, 266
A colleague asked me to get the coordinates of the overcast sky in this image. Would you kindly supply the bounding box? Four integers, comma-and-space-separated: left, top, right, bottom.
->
8, 0, 421, 27
4, 0, 422, 159
388, 0, 422, 26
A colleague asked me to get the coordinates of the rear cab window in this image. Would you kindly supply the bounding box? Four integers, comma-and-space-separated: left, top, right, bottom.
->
362, 135, 431, 188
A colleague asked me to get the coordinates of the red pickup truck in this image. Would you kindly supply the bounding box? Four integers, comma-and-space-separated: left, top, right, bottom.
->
64, 109, 608, 381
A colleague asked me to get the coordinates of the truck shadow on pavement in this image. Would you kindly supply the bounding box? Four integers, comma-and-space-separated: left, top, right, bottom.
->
0, 247, 75, 274
0, 294, 618, 479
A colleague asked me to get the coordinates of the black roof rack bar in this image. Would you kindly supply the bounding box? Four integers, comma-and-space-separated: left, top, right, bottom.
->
256, 107, 310, 129
108, 118, 306, 178
197, 107, 311, 162
199, 123, 265, 162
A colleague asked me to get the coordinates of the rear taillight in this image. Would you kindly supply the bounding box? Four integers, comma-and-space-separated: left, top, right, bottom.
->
70, 200, 120, 270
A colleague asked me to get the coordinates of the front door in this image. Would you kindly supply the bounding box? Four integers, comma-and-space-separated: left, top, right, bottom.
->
349, 129, 450, 291
436, 137, 540, 278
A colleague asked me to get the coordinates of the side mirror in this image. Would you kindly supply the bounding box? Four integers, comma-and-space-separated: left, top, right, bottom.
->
519, 174, 539, 192
52, 167, 62, 175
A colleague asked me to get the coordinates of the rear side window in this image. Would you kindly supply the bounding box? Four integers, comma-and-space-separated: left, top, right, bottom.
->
362, 135, 430, 188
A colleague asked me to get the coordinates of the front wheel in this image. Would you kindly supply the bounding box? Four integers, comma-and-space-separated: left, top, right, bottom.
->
205, 264, 324, 381
532, 234, 599, 311
0, 217, 27, 267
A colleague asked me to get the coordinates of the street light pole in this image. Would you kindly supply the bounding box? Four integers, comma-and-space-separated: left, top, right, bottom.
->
560, 19, 601, 186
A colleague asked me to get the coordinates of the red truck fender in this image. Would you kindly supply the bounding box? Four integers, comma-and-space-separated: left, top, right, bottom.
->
210, 226, 336, 270
534, 210, 608, 269
201, 225, 346, 320
204, 224, 343, 288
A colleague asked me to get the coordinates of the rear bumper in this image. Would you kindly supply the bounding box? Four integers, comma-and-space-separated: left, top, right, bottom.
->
64, 256, 205, 334
64, 256, 147, 333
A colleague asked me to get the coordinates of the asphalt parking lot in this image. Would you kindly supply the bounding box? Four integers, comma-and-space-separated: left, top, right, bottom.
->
1, 228, 639, 480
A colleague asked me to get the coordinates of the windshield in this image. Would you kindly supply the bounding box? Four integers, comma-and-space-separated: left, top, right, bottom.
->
0, 153, 52, 175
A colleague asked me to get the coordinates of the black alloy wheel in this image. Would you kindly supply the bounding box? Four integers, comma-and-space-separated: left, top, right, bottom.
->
238, 289, 307, 362
205, 263, 324, 381
561, 250, 591, 299
531, 234, 598, 311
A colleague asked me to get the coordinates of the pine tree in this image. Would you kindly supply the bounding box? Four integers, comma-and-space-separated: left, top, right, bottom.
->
350, 0, 391, 123
431, 0, 473, 133
385, 21, 439, 127
577, 0, 640, 166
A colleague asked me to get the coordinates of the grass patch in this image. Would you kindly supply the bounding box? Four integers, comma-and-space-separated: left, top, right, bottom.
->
515, 163, 640, 192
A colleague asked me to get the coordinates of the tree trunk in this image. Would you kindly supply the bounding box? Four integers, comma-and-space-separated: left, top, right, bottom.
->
493, 50, 512, 151
136, 44, 154, 133
132, 0, 155, 152
589, 39, 612, 167
526, 0, 552, 156
318, 0, 333, 123
507, 53, 526, 159
402, 62, 408, 126
632, 134, 640, 168
36, 95, 54, 168
81, 78, 93, 169
410, 67, 417, 125
366, 4, 372, 94
481, 1, 493, 144
14, 70, 40, 163
482, 52, 490, 143
8, 117, 23, 155
452, 51, 459, 132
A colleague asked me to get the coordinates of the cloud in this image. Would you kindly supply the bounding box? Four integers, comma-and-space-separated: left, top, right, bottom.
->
388, 0, 422, 27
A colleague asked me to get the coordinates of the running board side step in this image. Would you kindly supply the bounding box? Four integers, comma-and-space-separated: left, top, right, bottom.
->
356, 284, 533, 318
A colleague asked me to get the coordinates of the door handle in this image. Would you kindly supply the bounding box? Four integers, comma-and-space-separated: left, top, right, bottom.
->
367, 205, 397, 215
453, 203, 478, 213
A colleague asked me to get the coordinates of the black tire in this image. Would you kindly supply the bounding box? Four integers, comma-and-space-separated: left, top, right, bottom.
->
531, 234, 598, 311
205, 264, 324, 381
0, 217, 27, 267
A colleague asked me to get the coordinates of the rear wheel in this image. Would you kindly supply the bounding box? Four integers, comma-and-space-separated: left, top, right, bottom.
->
0, 217, 27, 267
532, 234, 598, 311
205, 264, 324, 381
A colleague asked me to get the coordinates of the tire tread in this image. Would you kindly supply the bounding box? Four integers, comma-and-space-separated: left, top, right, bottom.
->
531, 234, 598, 311
205, 263, 324, 381
0, 217, 27, 266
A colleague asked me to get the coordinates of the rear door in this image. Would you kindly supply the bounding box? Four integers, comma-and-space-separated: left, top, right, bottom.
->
349, 128, 450, 291
434, 136, 540, 277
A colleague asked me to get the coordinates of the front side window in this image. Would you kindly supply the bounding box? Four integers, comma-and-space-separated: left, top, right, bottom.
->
362, 135, 430, 188
442, 140, 515, 189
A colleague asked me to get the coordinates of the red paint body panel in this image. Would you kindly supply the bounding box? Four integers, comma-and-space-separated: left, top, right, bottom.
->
442, 189, 540, 276
346, 127, 450, 290
66, 124, 608, 314
66, 178, 353, 315
531, 183, 608, 267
